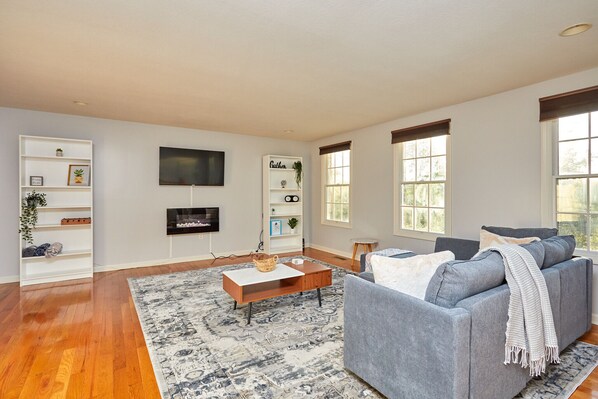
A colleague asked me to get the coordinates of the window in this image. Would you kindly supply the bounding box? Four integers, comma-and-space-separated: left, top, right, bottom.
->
540, 85, 598, 258
392, 120, 451, 240
320, 141, 351, 227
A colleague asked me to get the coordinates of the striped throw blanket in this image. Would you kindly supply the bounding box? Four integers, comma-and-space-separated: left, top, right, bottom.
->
479, 245, 559, 376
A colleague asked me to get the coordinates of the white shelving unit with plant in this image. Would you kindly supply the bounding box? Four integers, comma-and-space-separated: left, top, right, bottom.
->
19, 135, 93, 286
262, 155, 303, 255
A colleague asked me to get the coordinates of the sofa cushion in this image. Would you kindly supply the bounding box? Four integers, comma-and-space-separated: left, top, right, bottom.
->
479, 229, 539, 250
482, 225, 558, 240
371, 251, 455, 299
540, 235, 576, 269
425, 242, 545, 308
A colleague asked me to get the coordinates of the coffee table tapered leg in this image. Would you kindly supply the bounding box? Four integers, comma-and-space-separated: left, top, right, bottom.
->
317, 288, 322, 307
247, 302, 252, 325
233, 300, 237, 310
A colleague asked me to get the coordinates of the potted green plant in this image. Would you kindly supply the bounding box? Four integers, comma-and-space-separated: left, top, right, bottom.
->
56, 148, 63, 157
288, 217, 299, 234
292, 161, 302, 188
19, 191, 47, 244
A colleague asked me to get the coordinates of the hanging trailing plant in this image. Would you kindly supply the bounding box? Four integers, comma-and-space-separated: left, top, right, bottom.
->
292, 161, 303, 188
19, 191, 47, 244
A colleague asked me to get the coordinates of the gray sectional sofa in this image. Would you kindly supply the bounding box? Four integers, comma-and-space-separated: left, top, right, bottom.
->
345, 228, 592, 399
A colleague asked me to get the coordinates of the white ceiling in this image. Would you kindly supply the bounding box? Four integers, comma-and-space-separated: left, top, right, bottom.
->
1, 1, 597, 141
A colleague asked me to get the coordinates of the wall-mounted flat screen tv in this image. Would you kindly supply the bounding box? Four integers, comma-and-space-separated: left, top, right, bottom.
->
159, 147, 225, 186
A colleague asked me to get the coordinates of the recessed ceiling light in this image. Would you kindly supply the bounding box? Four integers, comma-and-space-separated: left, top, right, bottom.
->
559, 23, 592, 37
73, 100, 88, 106
284, 129, 294, 134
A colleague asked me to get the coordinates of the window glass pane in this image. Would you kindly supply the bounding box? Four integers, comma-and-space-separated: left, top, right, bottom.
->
429, 183, 444, 207
342, 150, 350, 166
326, 154, 333, 168
402, 184, 414, 206
592, 138, 598, 175
326, 187, 334, 203
327, 168, 335, 185
557, 213, 587, 250
431, 156, 446, 181
334, 204, 342, 221
333, 186, 341, 203
403, 159, 416, 181
341, 186, 349, 203
333, 168, 341, 185
327, 204, 333, 220
415, 208, 428, 231
416, 158, 431, 181
415, 184, 428, 207
430, 209, 445, 234
556, 178, 587, 213
416, 138, 430, 157
343, 166, 350, 184
558, 140, 588, 175
558, 114, 589, 141
341, 204, 349, 222
402, 207, 413, 230
403, 141, 416, 159
591, 215, 598, 251
335, 152, 343, 167
592, 112, 598, 137
591, 178, 598, 212
431, 136, 446, 156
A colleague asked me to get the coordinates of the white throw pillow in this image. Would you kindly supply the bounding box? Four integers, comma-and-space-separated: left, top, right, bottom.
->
479, 229, 539, 250
371, 251, 455, 299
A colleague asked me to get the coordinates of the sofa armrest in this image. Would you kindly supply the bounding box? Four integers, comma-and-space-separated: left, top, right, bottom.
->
343, 275, 471, 399
434, 237, 480, 260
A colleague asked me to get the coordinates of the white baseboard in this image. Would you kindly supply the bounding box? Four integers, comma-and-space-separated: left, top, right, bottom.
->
592, 313, 598, 326
94, 248, 257, 273
0, 275, 20, 284
308, 243, 353, 259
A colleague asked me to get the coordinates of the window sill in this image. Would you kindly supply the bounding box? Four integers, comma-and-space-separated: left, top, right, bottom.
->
573, 249, 598, 265
321, 220, 352, 229
393, 228, 448, 242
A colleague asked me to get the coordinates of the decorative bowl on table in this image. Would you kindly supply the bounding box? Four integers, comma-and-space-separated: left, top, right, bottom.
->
253, 255, 278, 272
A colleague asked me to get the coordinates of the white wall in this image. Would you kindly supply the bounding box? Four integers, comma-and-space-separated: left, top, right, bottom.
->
310, 66, 598, 317
0, 108, 311, 281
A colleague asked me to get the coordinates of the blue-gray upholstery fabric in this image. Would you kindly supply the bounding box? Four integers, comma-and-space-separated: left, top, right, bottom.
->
358, 272, 375, 283
424, 242, 545, 308
540, 235, 576, 269
482, 225, 558, 240
434, 237, 480, 260
359, 251, 415, 272
455, 267, 561, 399
344, 275, 471, 399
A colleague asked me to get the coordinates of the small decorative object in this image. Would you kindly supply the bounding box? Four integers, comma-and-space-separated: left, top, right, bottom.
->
253, 255, 279, 272
281, 179, 287, 188
30, 176, 44, 186
292, 195, 300, 202
19, 191, 47, 244
68, 164, 91, 186
292, 160, 302, 188
56, 148, 63, 157
291, 258, 304, 265
61, 217, 92, 225
45, 242, 63, 258
270, 219, 282, 236
284, 195, 293, 202
288, 217, 299, 234
269, 160, 286, 169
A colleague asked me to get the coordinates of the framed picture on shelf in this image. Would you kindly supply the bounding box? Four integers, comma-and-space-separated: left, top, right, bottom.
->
30, 176, 43, 186
270, 219, 282, 236
67, 164, 91, 186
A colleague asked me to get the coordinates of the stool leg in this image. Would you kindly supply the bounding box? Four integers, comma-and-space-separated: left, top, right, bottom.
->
367, 244, 373, 253
351, 243, 358, 268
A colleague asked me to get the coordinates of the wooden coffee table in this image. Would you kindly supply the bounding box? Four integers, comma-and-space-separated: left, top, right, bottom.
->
222, 260, 332, 324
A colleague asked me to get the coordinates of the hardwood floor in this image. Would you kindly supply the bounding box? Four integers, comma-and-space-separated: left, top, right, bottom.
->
0, 248, 596, 398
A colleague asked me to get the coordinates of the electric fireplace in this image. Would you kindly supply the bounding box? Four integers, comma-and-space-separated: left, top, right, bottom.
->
166, 207, 219, 235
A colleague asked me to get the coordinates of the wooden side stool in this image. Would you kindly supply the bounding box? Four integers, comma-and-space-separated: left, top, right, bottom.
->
351, 238, 378, 268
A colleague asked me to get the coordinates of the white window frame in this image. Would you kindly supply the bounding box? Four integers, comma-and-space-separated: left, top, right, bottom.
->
393, 136, 452, 241
540, 115, 598, 262
321, 148, 352, 228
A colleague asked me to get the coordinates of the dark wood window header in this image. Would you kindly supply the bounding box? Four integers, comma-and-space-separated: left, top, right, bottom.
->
319, 140, 352, 155
539, 85, 598, 121
391, 119, 451, 144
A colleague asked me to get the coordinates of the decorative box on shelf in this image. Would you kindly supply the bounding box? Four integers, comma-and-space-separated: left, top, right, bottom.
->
61, 217, 92, 225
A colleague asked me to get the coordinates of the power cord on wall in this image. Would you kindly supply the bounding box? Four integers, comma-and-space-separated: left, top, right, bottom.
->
209, 230, 264, 264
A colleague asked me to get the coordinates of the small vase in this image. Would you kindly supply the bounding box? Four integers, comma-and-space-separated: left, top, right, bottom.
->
56, 150, 63, 157
290, 228, 296, 235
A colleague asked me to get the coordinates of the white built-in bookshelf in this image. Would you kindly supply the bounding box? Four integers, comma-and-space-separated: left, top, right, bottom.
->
19, 135, 93, 286
262, 155, 303, 254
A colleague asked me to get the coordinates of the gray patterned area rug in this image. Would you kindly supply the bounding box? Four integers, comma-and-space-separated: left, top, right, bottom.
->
128, 256, 598, 399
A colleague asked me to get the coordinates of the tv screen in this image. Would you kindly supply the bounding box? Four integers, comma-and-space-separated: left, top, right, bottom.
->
159, 147, 225, 186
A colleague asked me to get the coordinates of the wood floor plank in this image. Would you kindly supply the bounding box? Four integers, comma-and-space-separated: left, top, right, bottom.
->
0, 247, 596, 398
